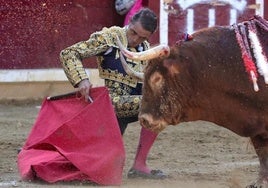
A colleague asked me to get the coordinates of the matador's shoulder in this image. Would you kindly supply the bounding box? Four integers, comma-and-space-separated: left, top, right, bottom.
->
90, 26, 128, 48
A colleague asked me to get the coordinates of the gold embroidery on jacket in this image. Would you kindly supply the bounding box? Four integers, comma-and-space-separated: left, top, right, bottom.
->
60, 26, 150, 117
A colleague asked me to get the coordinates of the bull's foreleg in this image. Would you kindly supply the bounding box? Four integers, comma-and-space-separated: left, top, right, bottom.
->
247, 135, 268, 188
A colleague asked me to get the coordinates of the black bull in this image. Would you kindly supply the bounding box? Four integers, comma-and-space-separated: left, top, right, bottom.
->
138, 16, 268, 187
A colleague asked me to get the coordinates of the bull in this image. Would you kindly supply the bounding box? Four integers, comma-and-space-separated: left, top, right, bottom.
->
117, 15, 268, 188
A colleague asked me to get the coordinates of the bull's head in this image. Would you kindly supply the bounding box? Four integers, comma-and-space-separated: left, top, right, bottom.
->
117, 38, 187, 133
138, 56, 189, 133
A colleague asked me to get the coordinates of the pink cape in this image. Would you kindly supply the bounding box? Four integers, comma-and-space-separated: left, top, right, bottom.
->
17, 87, 125, 186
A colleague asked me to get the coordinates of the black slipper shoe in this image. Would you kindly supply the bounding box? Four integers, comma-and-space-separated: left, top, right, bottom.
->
127, 168, 167, 179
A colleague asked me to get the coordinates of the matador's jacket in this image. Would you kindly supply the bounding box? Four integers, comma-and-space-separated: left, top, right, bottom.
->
60, 26, 150, 118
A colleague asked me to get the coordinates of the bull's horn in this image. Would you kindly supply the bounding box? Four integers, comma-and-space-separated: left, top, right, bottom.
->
116, 36, 170, 61
119, 52, 144, 81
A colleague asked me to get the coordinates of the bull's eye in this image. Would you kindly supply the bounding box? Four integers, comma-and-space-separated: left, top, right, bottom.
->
163, 60, 180, 76
149, 72, 164, 92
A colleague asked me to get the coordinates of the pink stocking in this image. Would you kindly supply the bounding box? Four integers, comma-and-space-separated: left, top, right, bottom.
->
132, 126, 158, 173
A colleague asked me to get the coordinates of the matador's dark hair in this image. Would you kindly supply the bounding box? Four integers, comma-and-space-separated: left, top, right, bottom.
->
130, 8, 158, 33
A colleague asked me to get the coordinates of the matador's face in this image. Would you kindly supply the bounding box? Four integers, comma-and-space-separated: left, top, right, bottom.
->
126, 21, 152, 48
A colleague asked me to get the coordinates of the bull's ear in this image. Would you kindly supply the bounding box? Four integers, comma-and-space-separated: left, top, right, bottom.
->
149, 71, 164, 92
163, 59, 180, 76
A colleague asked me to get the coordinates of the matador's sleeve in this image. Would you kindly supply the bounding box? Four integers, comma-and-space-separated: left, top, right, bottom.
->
60, 26, 126, 87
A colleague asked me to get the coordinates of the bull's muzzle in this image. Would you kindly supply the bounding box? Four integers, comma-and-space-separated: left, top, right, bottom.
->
139, 114, 167, 133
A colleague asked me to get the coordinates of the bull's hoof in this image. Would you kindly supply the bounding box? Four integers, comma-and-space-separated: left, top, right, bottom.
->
246, 185, 259, 188
246, 180, 268, 188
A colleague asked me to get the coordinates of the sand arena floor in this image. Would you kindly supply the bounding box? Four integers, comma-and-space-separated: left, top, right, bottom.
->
0, 100, 259, 188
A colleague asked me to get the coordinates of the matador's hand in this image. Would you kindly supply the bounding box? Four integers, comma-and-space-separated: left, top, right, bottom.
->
78, 79, 93, 102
